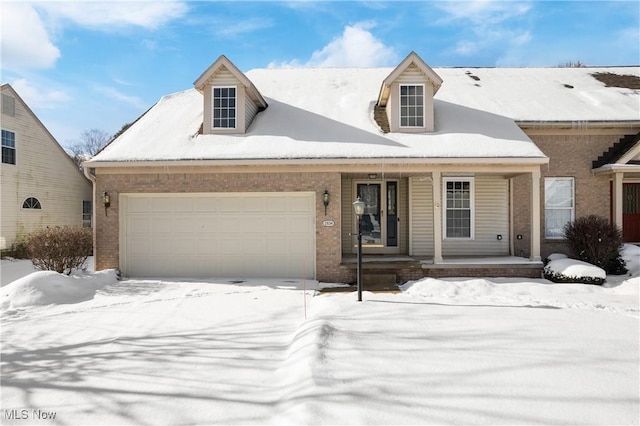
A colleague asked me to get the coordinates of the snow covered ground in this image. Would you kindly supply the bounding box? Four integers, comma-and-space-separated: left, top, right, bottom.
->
1, 259, 639, 425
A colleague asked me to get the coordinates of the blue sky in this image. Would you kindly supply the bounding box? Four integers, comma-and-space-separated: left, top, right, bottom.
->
1, 1, 639, 149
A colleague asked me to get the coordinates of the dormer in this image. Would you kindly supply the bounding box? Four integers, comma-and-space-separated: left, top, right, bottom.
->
377, 52, 443, 133
194, 55, 268, 135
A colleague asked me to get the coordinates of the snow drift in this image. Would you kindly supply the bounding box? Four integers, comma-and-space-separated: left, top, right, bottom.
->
0, 269, 118, 311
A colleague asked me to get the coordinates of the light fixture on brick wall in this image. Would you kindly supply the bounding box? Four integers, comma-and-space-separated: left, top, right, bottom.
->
103, 191, 111, 216
323, 189, 330, 215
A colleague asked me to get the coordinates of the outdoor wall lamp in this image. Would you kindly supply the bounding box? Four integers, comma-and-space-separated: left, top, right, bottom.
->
323, 189, 330, 215
103, 191, 111, 216
352, 196, 366, 302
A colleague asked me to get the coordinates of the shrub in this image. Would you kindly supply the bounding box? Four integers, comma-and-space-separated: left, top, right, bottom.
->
563, 215, 627, 275
25, 226, 93, 275
543, 258, 606, 285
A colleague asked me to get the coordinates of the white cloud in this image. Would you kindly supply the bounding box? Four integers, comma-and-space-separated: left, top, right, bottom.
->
10, 78, 71, 109
37, 0, 189, 30
269, 22, 398, 68
0, 3, 60, 70
213, 17, 274, 38
94, 85, 146, 109
436, 0, 532, 25
436, 0, 534, 60
1, 1, 188, 72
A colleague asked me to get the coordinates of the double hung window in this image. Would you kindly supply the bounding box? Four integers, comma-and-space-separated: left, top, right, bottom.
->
545, 177, 574, 239
212, 87, 236, 129
400, 84, 424, 127
444, 178, 474, 239
83, 200, 92, 228
2, 129, 16, 165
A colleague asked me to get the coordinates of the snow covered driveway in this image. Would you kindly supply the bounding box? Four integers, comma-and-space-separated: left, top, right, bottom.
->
1, 276, 639, 425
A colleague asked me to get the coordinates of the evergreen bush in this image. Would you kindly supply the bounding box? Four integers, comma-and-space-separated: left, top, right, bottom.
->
563, 215, 627, 275
25, 226, 93, 275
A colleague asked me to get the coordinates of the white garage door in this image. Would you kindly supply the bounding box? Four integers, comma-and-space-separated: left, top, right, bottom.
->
120, 192, 315, 279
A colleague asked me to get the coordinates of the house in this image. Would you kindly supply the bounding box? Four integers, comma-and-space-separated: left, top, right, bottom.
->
84, 53, 640, 283
0, 84, 93, 254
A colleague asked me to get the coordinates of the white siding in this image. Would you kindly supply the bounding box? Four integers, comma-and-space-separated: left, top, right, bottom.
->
0, 85, 92, 250
442, 175, 510, 256
409, 177, 434, 256
205, 67, 241, 86
245, 97, 258, 131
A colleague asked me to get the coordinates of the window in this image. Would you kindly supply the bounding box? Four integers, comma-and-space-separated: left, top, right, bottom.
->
545, 177, 574, 239
22, 197, 41, 209
2, 129, 15, 164
444, 178, 474, 239
212, 86, 236, 129
400, 84, 424, 127
83, 200, 92, 228
2, 94, 15, 117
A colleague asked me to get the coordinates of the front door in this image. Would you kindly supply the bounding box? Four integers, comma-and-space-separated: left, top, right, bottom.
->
623, 183, 640, 242
355, 181, 399, 252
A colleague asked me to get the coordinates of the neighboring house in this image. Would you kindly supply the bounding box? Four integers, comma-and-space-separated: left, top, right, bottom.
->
84, 53, 640, 283
0, 84, 93, 253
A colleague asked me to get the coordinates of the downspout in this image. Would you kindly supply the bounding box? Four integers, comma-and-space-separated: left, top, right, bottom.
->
83, 163, 97, 268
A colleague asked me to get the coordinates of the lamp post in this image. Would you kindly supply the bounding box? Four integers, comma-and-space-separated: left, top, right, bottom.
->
352, 196, 365, 302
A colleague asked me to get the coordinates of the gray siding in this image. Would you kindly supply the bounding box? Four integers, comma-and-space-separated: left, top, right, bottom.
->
409, 177, 434, 256
245, 97, 258, 131
442, 175, 510, 256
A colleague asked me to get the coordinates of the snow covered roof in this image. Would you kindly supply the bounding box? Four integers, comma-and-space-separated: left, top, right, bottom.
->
89, 66, 639, 164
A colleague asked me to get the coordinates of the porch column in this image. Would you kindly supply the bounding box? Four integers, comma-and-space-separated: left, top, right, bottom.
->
612, 172, 623, 229
432, 171, 443, 263
530, 169, 541, 261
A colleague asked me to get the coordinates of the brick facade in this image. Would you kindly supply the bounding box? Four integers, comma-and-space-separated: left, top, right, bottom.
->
95, 170, 344, 282
514, 132, 629, 260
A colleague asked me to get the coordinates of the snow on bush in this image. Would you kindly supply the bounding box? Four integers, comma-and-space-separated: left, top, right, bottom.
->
0, 269, 117, 311
546, 253, 568, 262
620, 244, 640, 276
543, 258, 606, 285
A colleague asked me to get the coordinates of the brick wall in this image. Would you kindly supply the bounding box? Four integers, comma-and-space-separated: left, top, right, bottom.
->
514, 132, 629, 260
94, 170, 344, 282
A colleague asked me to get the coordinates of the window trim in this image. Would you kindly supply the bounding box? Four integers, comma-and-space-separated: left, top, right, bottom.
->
2, 129, 16, 165
442, 177, 475, 240
22, 197, 42, 210
398, 83, 425, 128
211, 85, 237, 130
82, 200, 92, 228
544, 177, 575, 240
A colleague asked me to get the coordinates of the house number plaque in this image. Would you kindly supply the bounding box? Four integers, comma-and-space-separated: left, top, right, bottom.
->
322, 220, 335, 227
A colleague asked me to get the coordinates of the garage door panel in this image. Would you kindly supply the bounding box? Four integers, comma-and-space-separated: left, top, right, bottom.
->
195, 197, 219, 212
122, 193, 315, 279
151, 198, 175, 212
173, 216, 195, 233
220, 217, 243, 232
128, 198, 151, 213
128, 217, 149, 234
219, 238, 243, 254
150, 216, 172, 234
150, 238, 172, 254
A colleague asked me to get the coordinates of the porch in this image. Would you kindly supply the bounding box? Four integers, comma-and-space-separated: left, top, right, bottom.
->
339, 255, 544, 288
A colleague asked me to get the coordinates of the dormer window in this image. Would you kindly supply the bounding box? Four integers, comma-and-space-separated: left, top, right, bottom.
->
400, 84, 424, 128
195, 55, 267, 135
212, 86, 237, 129
377, 52, 443, 133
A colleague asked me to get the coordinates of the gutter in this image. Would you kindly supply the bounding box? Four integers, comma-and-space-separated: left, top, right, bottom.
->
84, 156, 549, 169
517, 120, 640, 129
